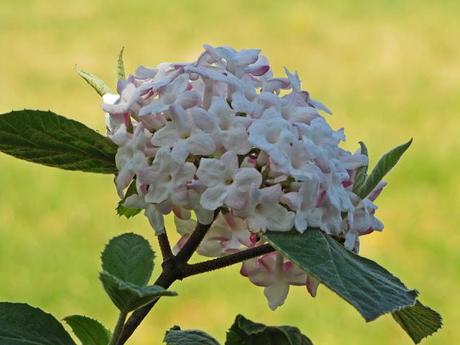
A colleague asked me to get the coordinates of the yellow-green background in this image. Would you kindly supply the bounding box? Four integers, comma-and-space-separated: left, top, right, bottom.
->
0, 0, 458, 344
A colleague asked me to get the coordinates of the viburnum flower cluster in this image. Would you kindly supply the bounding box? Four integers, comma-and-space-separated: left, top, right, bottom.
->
102, 45, 386, 310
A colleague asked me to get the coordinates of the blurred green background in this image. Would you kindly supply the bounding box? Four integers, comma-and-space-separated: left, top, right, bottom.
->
0, 0, 459, 344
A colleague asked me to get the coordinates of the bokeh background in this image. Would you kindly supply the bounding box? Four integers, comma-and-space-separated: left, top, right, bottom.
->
0, 0, 459, 344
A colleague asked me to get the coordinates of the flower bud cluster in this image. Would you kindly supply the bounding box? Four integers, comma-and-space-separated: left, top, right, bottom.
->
102, 45, 385, 309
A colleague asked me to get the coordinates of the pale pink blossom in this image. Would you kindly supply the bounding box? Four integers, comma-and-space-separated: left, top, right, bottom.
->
241, 253, 307, 310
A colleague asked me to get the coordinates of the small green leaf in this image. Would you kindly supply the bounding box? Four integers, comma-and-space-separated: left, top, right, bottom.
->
101, 233, 154, 286
116, 180, 142, 219
0, 302, 76, 345
99, 271, 177, 312
164, 326, 220, 345
392, 301, 442, 344
0, 110, 117, 174
116, 203, 142, 218
352, 141, 368, 194
77, 67, 112, 96
64, 315, 111, 345
356, 139, 412, 198
265, 230, 418, 321
226, 315, 313, 345
117, 47, 126, 80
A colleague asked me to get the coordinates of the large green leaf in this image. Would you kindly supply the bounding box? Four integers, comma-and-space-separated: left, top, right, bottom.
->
99, 271, 177, 312
0, 302, 76, 345
392, 301, 442, 344
77, 68, 112, 96
356, 139, 412, 198
225, 315, 313, 345
64, 315, 111, 345
0, 110, 117, 173
101, 233, 154, 286
164, 326, 220, 345
265, 230, 418, 321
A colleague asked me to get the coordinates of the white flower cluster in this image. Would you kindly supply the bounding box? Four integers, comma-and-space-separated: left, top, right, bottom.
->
102, 45, 385, 309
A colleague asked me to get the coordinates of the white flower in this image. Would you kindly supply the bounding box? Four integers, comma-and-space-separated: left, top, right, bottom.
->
114, 124, 149, 196
138, 73, 190, 116
151, 103, 215, 162
248, 117, 296, 167
207, 96, 252, 154
124, 194, 165, 235
196, 151, 262, 210
238, 184, 294, 232
137, 147, 195, 207
102, 82, 141, 115
291, 177, 321, 232
344, 196, 384, 250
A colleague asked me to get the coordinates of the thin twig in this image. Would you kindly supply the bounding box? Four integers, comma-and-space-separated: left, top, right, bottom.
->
180, 244, 275, 278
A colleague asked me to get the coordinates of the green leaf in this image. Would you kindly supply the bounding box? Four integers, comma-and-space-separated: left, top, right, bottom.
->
0, 302, 76, 345
64, 315, 111, 345
164, 326, 220, 345
77, 67, 112, 96
99, 271, 177, 312
352, 141, 368, 194
101, 233, 154, 286
392, 301, 442, 344
356, 139, 412, 198
0, 110, 117, 174
116, 180, 142, 219
117, 47, 126, 80
265, 230, 418, 321
225, 315, 313, 345
116, 203, 142, 218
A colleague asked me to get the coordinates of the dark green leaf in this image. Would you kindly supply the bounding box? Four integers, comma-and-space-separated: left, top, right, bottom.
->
117, 47, 126, 80
265, 230, 418, 321
356, 139, 412, 198
64, 315, 111, 345
392, 300, 442, 344
99, 271, 177, 312
0, 302, 76, 345
77, 67, 112, 96
0, 110, 117, 174
101, 233, 154, 286
164, 326, 220, 345
226, 315, 313, 345
352, 141, 368, 194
